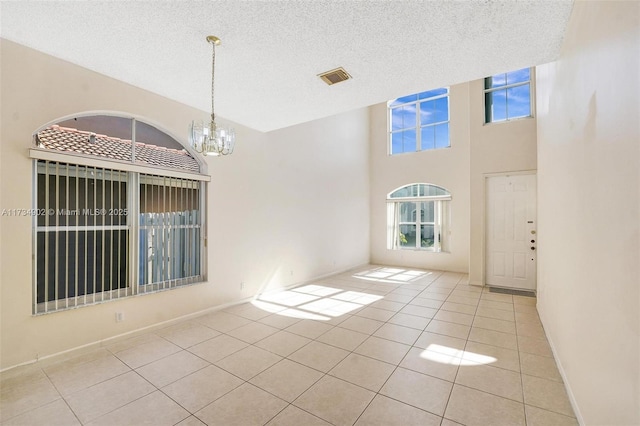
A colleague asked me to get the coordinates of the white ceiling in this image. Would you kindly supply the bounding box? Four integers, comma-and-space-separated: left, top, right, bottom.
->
1, 1, 574, 132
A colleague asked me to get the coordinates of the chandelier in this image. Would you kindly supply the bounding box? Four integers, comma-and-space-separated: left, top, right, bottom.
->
190, 35, 235, 156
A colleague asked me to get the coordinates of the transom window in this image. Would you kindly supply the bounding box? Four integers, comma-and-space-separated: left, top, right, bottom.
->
388, 88, 450, 155
31, 115, 208, 313
387, 184, 451, 252
484, 68, 532, 123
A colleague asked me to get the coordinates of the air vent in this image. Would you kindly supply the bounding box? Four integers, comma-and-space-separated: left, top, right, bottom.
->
318, 67, 351, 86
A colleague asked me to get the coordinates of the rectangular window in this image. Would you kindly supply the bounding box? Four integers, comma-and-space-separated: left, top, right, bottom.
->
389, 88, 450, 155
484, 68, 532, 123
34, 160, 203, 313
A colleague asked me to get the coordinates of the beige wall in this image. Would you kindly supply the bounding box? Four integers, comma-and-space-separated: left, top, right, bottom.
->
535, 1, 640, 424
468, 79, 538, 285
0, 40, 370, 369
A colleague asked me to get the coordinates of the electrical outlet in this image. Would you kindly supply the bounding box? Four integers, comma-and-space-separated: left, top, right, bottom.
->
115, 312, 124, 323
240, 281, 245, 290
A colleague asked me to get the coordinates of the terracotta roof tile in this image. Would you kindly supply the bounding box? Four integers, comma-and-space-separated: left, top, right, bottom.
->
36, 125, 200, 173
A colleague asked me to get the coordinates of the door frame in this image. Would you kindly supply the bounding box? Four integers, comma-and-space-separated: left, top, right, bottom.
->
483, 170, 537, 288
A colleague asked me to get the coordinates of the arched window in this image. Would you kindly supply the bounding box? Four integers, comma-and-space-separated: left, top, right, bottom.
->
30, 114, 210, 313
387, 184, 451, 252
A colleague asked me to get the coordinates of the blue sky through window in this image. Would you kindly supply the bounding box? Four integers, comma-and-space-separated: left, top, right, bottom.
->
485, 67, 531, 122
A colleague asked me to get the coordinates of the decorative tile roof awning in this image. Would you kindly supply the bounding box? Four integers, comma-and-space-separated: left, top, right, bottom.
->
36, 125, 200, 173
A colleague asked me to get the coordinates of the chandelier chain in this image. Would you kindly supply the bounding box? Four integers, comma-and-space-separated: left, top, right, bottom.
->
211, 41, 216, 123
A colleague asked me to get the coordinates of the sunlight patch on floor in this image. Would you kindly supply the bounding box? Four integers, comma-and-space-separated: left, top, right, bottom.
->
423, 344, 497, 366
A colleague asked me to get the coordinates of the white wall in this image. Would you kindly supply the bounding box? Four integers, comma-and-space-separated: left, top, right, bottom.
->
0, 40, 370, 369
535, 1, 640, 424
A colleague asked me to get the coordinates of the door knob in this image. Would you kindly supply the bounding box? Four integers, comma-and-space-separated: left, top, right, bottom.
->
530, 240, 535, 243
530, 247, 536, 251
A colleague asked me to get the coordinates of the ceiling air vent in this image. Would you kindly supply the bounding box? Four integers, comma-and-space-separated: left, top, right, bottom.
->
318, 67, 351, 86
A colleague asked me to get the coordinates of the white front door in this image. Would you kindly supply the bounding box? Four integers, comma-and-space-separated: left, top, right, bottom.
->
485, 174, 537, 290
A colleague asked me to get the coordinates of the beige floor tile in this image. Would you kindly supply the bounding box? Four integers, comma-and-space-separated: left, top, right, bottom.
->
354, 394, 441, 426
329, 353, 395, 392
258, 313, 302, 329
434, 310, 474, 326
335, 315, 384, 334
380, 367, 452, 416
214, 345, 282, 380
254, 330, 311, 357
1, 374, 61, 421
480, 292, 513, 303
317, 326, 368, 350
478, 299, 514, 312
156, 321, 221, 349
399, 304, 438, 318
226, 321, 279, 344
409, 297, 444, 309
105, 333, 162, 354
266, 405, 331, 426
514, 303, 539, 315
370, 299, 406, 312
195, 311, 252, 332
288, 341, 349, 372
355, 306, 396, 321
425, 320, 470, 339
354, 336, 411, 365
390, 288, 421, 297
383, 293, 414, 303
162, 365, 243, 413
449, 290, 481, 300
399, 347, 459, 382
525, 404, 579, 426
445, 295, 479, 307
136, 350, 208, 388
112, 337, 181, 369
513, 295, 537, 306
2, 398, 78, 426
515, 311, 542, 325
231, 304, 278, 321
294, 375, 375, 426
517, 335, 554, 357
440, 301, 477, 315
65, 371, 154, 423
441, 419, 464, 426
520, 352, 562, 381
473, 316, 517, 334
188, 334, 248, 363
516, 322, 547, 339
285, 319, 334, 339
522, 374, 575, 417
414, 331, 467, 352
196, 383, 288, 426
468, 327, 518, 350
463, 341, 520, 372
45, 352, 130, 397
455, 363, 523, 402
250, 359, 323, 402
444, 384, 525, 426
417, 292, 448, 302
387, 312, 431, 330
86, 391, 189, 426
175, 416, 207, 426
475, 306, 515, 322
0, 366, 48, 391
373, 323, 421, 345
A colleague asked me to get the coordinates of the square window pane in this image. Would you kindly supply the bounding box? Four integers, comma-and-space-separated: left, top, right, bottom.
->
433, 97, 448, 123
435, 123, 450, 148
401, 129, 417, 153
421, 201, 435, 222
391, 132, 404, 154
506, 68, 530, 85
418, 88, 447, 99
421, 224, 435, 248
486, 89, 507, 122
399, 224, 416, 248
399, 202, 414, 222
420, 100, 436, 126
391, 105, 416, 131
389, 93, 418, 106
507, 84, 531, 119
485, 73, 507, 89
420, 126, 435, 150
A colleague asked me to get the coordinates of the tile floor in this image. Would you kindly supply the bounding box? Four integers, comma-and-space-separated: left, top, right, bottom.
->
0, 265, 578, 426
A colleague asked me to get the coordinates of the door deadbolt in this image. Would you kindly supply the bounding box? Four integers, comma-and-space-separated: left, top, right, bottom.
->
531, 240, 535, 243
530, 247, 536, 251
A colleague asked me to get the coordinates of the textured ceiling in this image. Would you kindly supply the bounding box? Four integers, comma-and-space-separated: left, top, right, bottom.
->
1, 1, 573, 132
